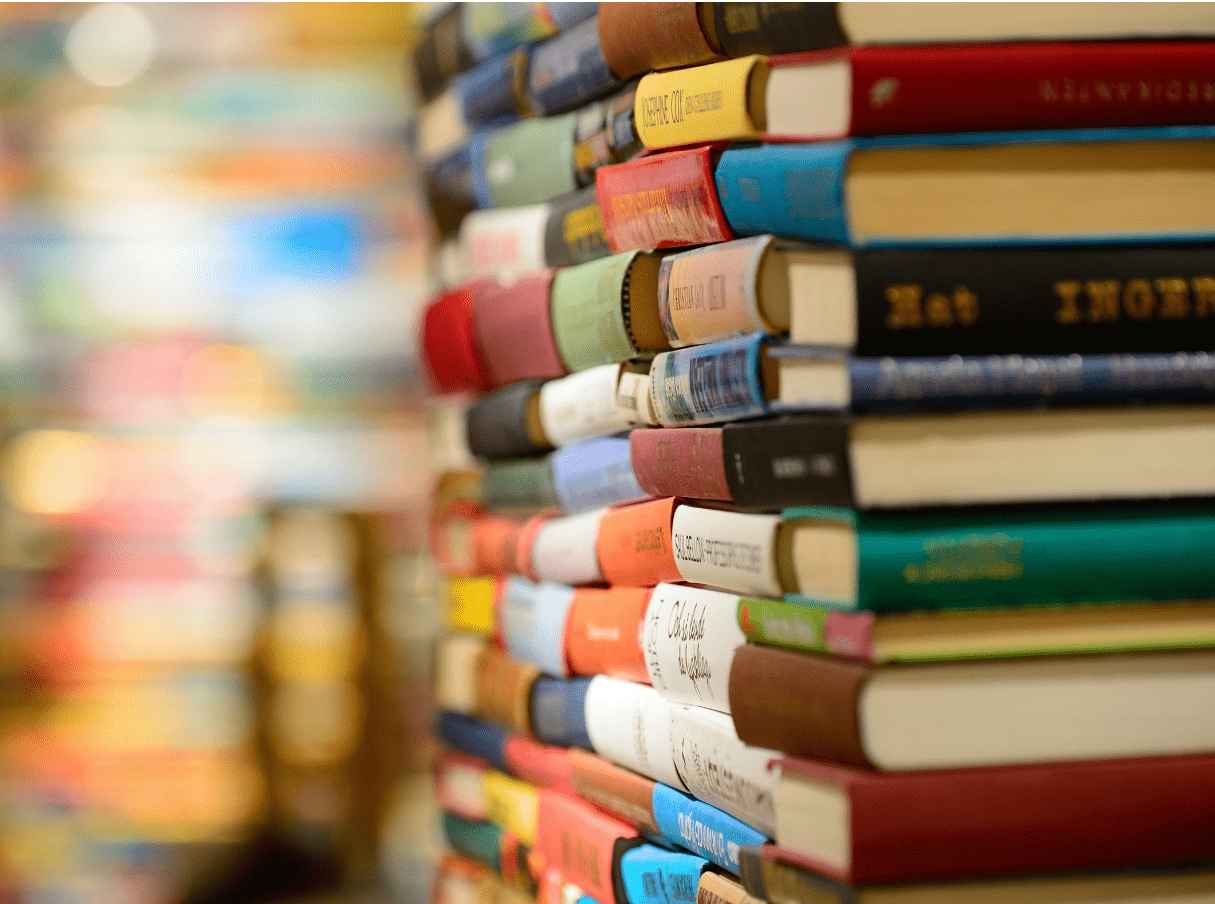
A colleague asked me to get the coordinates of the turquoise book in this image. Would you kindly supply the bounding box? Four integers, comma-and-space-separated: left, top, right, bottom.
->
714, 125, 1215, 247
651, 783, 767, 876
781, 504, 1215, 611
619, 844, 710, 904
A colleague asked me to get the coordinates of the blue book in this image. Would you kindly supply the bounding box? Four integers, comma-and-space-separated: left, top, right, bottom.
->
714, 126, 1215, 247
619, 844, 709, 904
454, 48, 529, 127
530, 676, 593, 749
551, 437, 646, 513
435, 711, 510, 772
501, 577, 576, 677
527, 16, 620, 116
651, 784, 768, 876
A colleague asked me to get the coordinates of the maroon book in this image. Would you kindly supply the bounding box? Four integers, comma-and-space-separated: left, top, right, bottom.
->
420, 280, 493, 394
471, 269, 568, 388
629, 426, 732, 503
771, 754, 1215, 884
596, 145, 733, 253
766, 41, 1215, 141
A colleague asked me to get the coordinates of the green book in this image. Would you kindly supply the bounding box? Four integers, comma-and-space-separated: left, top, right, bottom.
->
482, 457, 557, 511
443, 812, 502, 872
482, 113, 577, 208
781, 504, 1215, 610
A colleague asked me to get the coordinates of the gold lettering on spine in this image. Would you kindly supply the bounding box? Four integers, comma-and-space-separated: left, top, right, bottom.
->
924, 292, 953, 326
1122, 279, 1156, 319
1193, 277, 1215, 317
1054, 280, 1083, 324
1085, 279, 1121, 322
885, 284, 924, 329
953, 286, 980, 325
1156, 278, 1190, 319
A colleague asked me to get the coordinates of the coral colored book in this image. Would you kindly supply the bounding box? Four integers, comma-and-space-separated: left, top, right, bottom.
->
595, 498, 681, 588
535, 789, 641, 904
565, 586, 651, 683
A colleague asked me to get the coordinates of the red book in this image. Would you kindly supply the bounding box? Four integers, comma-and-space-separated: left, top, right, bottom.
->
629, 427, 732, 503
535, 789, 640, 904
503, 735, 575, 796
471, 270, 567, 388
773, 753, 1215, 884
766, 41, 1215, 141
596, 145, 733, 253
420, 280, 493, 394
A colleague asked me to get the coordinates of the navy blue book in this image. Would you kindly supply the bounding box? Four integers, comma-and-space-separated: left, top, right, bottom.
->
530, 676, 593, 750
436, 711, 510, 772
527, 16, 621, 116
714, 126, 1215, 247
454, 47, 530, 127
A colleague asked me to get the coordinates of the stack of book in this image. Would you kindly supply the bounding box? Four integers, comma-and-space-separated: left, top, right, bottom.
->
412, 4, 1215, 904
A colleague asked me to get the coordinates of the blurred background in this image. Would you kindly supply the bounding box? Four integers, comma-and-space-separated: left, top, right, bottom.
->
0, 4, 442, 902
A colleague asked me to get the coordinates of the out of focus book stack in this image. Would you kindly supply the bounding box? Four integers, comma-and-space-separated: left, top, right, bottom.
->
412, 4, 1215, 904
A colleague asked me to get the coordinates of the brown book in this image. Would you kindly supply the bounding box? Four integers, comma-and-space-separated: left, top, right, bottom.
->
597, 3, 722, 79
729, 643, 1215, 771
475, 647, 540, 738
569, 748, 659, 834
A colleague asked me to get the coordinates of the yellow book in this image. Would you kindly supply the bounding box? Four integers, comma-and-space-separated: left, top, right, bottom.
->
481, 770, 539, 847
634, 55, 768, 150
444, 576, 499, 638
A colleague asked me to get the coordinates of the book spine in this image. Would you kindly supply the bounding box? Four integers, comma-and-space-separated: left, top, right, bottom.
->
434, 752, 490, 821
476, 648, 543, 737
672, 508, 784, 598
668, 706, 780, 837
528, 16, 621, 116
444, 576, 501, 638
596, 497, 682, 588
569, 748, 660, 835
652, 784, 768, 876
584, 675, 688, 792
735, 851, 853, 904
852, 245, 1215, 357
642, 583, 747, 713
596, 146, 734, 253
444, 812, 504, 873
849, 350, 1215, 409
502, 577, 576, 677
472, 270, 567, 388
620, 845, 709, 904
455, 47, 531, 126
422, 283, 494, 394
436, 711, 511, 774
738, 597, 876, 663
597, 3, 721, 81
462, 3, 559, 62
502, 735, 575, 795
536, 789, 639, 904
551, 437, 646, 514
847, 42, 1215, 137
481, 114, 578, 208
550, 252, 645, 372
461, 205, 551, 280
565, 587, 652, 684
698, 871, 769, 904
715, 143, 853, 245
850, 505, 1215, 611
650, 334, 769, 427
545, 186, 613, 268
529, 509, 608, 587
482, 457, 558, 512
466, 380, 550, 460
728, 645, 872, 769
634, 56, 765, 150
473, 517, 525, 578
710, 4, 847, 56
436, 634, 488, 714
721, 415, 856, 511
482, 770, 540, 846
629, 426, 732, 502
619, 364, 659, 426
539, 363, 633, 448
530, 675, 593, 749
658, 236, 772, 348
413, 5, 474, 102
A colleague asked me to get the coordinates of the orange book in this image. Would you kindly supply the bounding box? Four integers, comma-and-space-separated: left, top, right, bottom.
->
473, 514, 526, 575
596, 497, 681, 587
569, 748, 659, 835
535, 789, 639, 904
565, 587, 651, 683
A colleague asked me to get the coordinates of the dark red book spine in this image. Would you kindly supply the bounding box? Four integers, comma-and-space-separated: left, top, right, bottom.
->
421, 280, 494, 394
628, 426, 732, 502
596, 145, 733, 253
841, 41, 1215, 136
472, 269, 568, 388
777, 754, 1215, 884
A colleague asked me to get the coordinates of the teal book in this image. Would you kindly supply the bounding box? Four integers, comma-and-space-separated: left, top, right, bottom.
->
780, 504, 1215, 610
443, 812, 502, 872
714, 126, 1215, 247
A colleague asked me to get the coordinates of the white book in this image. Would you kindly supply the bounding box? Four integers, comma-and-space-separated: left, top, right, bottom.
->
529, 508, 608, 586
671, 507, 784, 598
539, 364, 633, 448
434, 632, 486, 714
583, 675, 688, 792
460, 204, 550, 280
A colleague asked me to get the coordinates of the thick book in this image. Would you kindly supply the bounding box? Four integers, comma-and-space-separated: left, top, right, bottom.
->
412, 5, 474, 103
530, 675, 593, 749
715, 128, 1215, 247
729, 643, 1215, 770
628, 406, 1215, 510
583, 675, 687, 792
525, 509, 608, 586
596, 145, 733, 253
472, 113, 578, 209
465, 379, 551, 460
421, 280, 494, 395
460, 204, 551, 280
651, 783, 768, 876
538, 363, 635, 449
569, 747, 660, 835
697, 872, 762, 904
436, 711, 511, 774
739, 595, 1215, 664
597, 3, 721, 80
476, 647, 543, 738
658, 238, 1215, 355
565, 586, 651, 683
443, 575, 500, 637
435, 633, 488, 715
501, 576, 577, 676
765, 753, 1215, 884
433, 751, 490, 822
471, 270, 568, 389
453, 47, 531, 127
482, 437, 646, 515
535, 789, 640, 904
527, 16, 621, 116
635, 44, 1215, 149
595, 497, 682, 589
550, 251, 669, 373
